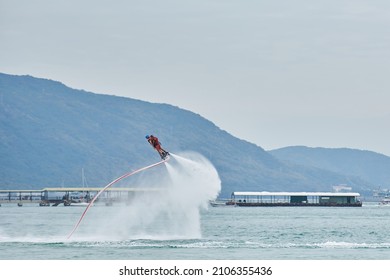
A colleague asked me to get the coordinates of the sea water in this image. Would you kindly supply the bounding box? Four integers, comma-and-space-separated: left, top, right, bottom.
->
1, 202, 390, 260
1, 152, 390, 260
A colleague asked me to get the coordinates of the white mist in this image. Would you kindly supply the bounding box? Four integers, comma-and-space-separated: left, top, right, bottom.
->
89, 152, 221, 240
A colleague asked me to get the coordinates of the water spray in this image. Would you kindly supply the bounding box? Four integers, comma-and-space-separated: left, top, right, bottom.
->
67, 152, 221, 240
67, 158, 169, 239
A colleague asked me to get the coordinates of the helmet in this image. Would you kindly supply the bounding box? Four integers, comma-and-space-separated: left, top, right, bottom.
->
145, 135, 150, 139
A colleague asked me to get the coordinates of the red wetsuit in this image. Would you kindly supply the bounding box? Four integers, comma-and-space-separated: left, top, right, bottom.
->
148, 136, 162, 151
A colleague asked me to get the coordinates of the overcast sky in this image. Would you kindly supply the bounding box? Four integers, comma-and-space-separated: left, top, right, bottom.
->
1, 0, 390, 156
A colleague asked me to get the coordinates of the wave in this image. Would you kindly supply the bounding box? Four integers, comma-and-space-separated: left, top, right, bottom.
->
311, 241, 390, 249
3, 237, 389, 250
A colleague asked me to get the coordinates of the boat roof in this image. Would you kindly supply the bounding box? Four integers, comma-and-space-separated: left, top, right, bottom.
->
232, 191, 360, 197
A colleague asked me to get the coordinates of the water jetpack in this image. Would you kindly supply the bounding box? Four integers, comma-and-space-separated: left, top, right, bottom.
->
159, 149, 170, 160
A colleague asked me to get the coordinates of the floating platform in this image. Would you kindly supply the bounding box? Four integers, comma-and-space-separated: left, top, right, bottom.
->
228, 191, 362, 207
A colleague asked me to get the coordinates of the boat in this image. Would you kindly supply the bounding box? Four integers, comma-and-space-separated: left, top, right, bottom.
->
379, 196, 390, 206
39, 201, 50, 206
64, 169, 93, 206
209, 200, 236, 207
65, 201, 90, 207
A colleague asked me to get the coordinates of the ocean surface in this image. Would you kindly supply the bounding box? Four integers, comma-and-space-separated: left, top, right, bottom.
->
1, 202, 389, 260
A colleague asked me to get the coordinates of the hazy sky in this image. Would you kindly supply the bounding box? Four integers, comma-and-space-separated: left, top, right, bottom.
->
1, 0, 390, 155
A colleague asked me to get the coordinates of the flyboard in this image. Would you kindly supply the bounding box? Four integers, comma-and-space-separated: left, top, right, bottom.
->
67, 157, 169, 239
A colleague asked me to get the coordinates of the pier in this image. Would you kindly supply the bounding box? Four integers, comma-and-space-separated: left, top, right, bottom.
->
0, 187, 161, 206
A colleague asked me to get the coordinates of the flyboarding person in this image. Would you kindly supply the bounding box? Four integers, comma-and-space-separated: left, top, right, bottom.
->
145, 135, 170, 160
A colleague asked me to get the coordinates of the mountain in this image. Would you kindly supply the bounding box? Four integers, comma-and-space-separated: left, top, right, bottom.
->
0, 73, 373, 197
269, 146, 390, 188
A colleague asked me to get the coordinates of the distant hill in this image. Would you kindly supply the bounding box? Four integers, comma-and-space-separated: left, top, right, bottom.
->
0, 73, 374, 197
270, 146, 390, 188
